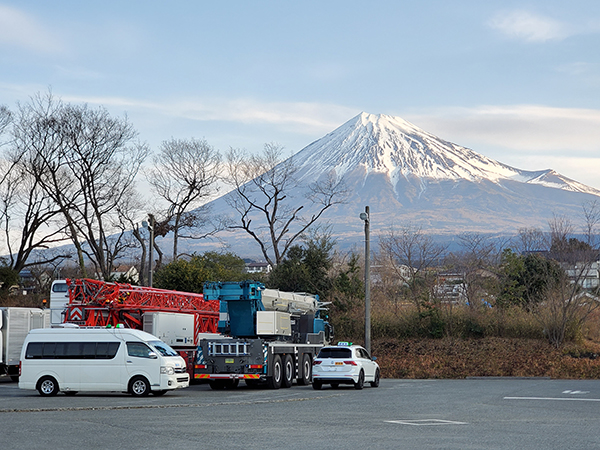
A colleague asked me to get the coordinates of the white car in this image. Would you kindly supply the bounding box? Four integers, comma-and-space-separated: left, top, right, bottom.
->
312, 342, 380, 390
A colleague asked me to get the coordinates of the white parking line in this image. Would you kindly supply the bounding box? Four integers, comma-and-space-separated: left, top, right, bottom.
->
385, 419, 467, 426
504, 397, 600, 402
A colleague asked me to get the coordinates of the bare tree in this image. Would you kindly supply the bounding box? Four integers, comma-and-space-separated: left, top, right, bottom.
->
225, 143, 347, 267
11, 91, 149, 280
539, 208, 600, 347
377, 224, 447, 312
0, 157, 70, 273
0, 104, 71, 275
146, 138, 222, 260
447, 233, 505, 309
512, 227, 547, 254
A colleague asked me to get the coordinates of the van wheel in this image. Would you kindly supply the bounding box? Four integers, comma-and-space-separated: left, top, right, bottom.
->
129, 376, 150, 397
37, 376, 59, 396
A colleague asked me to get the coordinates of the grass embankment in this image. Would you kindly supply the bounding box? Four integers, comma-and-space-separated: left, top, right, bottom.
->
372, 337, 600, 379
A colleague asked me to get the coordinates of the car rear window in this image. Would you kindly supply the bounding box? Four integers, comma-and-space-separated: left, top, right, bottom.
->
317, 348, 352, 359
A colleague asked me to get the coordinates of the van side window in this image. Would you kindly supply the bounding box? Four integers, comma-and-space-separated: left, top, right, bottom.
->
127, 342, 154, 358
25, 341, 120, 359
96, 342, 120, 359
26, 342, 43, 359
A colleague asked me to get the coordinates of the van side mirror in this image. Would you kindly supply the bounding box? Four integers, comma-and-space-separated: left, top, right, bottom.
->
148, 352, 158, 359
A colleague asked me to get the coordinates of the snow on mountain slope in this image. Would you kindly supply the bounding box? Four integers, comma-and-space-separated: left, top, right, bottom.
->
293, 112, 600, 196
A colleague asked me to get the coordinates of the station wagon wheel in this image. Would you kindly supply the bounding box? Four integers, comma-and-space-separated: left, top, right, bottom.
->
354, 370, 364, 390
370, 369, 380, 388
37, 376, 59, 396
129, 376, 150, 397
312, 381, 322, 390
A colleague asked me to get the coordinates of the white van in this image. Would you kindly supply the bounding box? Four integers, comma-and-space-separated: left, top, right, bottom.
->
19, 327, 190, 396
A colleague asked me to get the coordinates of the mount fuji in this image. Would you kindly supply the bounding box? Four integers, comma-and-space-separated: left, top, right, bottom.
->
189, 112, 600, 256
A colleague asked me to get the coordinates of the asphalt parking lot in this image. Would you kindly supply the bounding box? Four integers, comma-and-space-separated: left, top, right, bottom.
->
1, 375, 600, 450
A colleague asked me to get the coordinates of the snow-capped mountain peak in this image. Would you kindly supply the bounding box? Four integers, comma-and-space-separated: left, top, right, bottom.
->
293, 112, 600, 196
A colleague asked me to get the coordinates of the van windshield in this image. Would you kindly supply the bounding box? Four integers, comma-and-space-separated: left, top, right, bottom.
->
150, 340, 179, 357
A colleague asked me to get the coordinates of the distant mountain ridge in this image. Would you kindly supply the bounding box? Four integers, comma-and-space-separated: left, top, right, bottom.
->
186, 112, 600, 258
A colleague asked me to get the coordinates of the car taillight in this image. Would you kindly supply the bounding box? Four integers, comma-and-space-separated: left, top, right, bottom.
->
344, 361, 357, 366
312, 360, 322, 365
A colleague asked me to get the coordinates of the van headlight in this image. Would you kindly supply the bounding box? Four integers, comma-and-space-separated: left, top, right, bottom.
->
160, 366, 175, 375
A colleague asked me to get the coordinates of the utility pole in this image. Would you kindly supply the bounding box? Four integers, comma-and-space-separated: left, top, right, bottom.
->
359, 206, 371, 355
143, 214, 155, 287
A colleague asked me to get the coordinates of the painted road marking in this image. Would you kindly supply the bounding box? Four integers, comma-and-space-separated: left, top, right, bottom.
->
385, 419, 467, 426
504, 397, 600, 402
562, 390, 589, 394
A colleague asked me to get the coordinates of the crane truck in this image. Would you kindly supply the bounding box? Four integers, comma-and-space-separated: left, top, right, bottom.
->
194, 281, 333, 389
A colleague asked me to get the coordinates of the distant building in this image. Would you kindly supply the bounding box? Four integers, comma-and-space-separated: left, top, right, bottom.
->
245, 261, 272, 274
110, 265, 139, 283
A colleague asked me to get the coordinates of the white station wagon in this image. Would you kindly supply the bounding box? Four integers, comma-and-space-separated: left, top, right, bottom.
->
312, 342, 380, 390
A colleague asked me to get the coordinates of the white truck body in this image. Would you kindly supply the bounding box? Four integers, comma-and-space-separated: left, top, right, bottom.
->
19, 327, 189, 396
1, 307, 50, 379
142, 312, 195, 347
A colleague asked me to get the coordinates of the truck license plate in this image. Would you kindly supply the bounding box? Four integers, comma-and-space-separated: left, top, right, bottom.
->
225, 358, 234, 364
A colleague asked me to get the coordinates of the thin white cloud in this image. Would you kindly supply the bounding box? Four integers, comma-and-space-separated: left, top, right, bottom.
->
409, 105, 600, 154
63, 94, 359, 135
488, 10, 571, 42
0, 5, 63, 53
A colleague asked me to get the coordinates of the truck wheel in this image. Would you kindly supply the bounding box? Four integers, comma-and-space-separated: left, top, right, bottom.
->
129, 376, 150, 397
37, 376, 59, 396
225, 379, 239, 389
268, 355, 282, 389
209, 380, 226, 390
282, 355, 293, 388
245, 379, 261, 388
297, 354, 311, 385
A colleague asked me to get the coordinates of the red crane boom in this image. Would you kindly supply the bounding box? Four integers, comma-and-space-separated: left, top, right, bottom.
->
64, 278, 219, 340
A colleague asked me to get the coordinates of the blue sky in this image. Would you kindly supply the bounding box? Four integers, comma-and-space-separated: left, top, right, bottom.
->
1, 0, 600, 189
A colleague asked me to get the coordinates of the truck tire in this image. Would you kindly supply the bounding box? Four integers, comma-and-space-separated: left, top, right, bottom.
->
297, 354, 311, 385
282, 355, 293, 388
209, 380, 226, 390
129, 376, 150, 397
37, 376, 59, 396
268, 355, 282, 389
